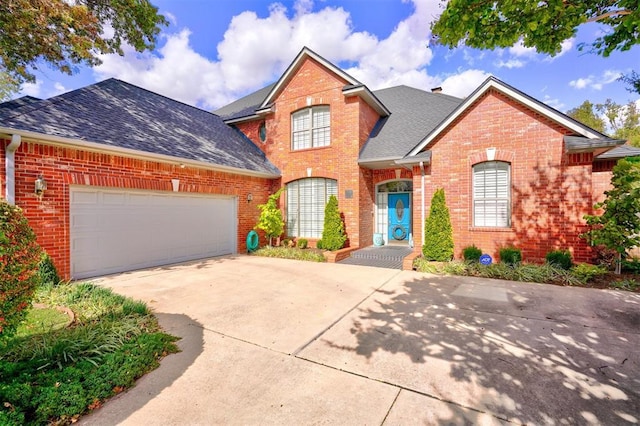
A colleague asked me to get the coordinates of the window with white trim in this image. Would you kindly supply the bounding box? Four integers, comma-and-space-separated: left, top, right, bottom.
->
473, 161, 511, 227
287, 178, 338, 238
292, 106, 330, 150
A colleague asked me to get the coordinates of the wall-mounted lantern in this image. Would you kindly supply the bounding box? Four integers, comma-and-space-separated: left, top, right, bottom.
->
34, 174, 47, 197
247, 193, 253, 203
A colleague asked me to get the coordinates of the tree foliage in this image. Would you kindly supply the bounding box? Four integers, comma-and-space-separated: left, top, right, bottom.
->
431, 1, 639, 57
318, 195, 347, 251
422, 188, 454, 261
582, 157, 640, 273
255, 189, 284, 247
0, 0, 167, 85
566, 100, 606, 133
0, 201, 43, 337
568, 99, 640, 146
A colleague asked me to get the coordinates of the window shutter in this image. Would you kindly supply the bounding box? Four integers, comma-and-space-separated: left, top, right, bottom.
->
473, 161, 510, 227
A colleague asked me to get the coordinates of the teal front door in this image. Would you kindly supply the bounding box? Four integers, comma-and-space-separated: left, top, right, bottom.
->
388, 193, 410, 241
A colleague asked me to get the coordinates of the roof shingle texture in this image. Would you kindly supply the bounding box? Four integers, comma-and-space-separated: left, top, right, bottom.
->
360, 86, 462, 161
0, 79, 279, 176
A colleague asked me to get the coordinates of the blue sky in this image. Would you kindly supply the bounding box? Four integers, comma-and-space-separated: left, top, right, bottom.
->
19, 0, 640, 115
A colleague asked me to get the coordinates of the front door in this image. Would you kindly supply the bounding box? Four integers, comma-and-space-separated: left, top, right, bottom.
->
388, 193, 410, 241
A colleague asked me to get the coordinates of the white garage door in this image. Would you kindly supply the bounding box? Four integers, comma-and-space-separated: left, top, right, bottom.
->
70, 186, 237, 279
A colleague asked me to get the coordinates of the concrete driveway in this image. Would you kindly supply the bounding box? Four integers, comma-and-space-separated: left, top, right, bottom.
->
79, 256, 640, 425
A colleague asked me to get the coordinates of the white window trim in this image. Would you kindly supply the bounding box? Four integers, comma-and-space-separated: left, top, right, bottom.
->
286, 178, 338, 238
472, 161, 511, 228
291, 106, 330, 150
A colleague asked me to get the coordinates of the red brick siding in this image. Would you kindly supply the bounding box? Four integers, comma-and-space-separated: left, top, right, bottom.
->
413, 90, 598, 263
235, 57, 381, 248
2, 138, 272, 279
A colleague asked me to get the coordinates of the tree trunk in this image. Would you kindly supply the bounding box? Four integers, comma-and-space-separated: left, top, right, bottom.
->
615, 252, 622, 274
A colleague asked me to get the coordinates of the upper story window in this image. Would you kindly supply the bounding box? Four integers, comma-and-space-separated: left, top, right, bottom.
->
473, 161, 511, 227
292, 106, 330, 150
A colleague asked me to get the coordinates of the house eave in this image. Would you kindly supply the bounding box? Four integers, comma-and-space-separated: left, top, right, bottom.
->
342, 85, 390, 116
0, 127, 281, 179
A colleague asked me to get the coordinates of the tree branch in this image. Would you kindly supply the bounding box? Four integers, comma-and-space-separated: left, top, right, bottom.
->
587, 9, 632, 23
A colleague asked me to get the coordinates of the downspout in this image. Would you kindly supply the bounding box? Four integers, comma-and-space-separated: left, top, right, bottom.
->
419, 161, 425, 248
5, 134, 21, 205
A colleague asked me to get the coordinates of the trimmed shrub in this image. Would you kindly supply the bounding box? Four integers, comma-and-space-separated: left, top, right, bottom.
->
462, 245, 482, 262
38, 253, 61, 286
297, 239, 308, 249
545, 249, 573, 270
499, 246, 522, 266
319, 195, 347, 251
423, 189, 454, 261
0, 201, 43, 337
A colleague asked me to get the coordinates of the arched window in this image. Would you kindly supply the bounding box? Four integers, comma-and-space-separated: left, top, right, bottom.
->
473, 161, 511, 227
291, 106, 330, 150
287, 178, 338, 238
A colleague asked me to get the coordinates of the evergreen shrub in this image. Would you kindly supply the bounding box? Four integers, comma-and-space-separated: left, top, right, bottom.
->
319, 195, 347, 251
422, 188, 454, 261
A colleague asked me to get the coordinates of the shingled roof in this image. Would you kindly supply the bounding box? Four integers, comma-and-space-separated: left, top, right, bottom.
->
0, 79, 279, 177
358, 86, 462, 168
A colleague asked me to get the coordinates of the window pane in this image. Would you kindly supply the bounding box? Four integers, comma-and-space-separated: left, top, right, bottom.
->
292, 107, 330, 150
286, 178, 337, 238
473, 161, 510, 227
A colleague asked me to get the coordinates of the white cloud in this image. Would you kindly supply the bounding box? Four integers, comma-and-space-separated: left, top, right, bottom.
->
440, 69, 491, 98
92, 0, 478, 109
20, 80, 43, 98
569, 70, 622, 91
495, 59, 525, 69
542, 95, 564, 111
51, 83, 67, 97
570, 77, 593, 89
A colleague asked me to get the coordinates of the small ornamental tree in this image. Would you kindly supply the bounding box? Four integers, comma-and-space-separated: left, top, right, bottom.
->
582, 157, 640, 274
255, 188, 284, 247
0, 201, 43, 337
319, 195, 347, 251
423, 188, 454, 261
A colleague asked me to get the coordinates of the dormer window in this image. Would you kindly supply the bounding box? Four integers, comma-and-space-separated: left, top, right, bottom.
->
292, 106, 330, 150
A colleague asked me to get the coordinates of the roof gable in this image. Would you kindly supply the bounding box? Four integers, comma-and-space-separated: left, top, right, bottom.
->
0, 79, 279, 177
408, 76, 613, 156
259, 47, 361, 109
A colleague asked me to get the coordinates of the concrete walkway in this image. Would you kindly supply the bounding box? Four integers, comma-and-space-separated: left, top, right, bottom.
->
79, 256, 640, 425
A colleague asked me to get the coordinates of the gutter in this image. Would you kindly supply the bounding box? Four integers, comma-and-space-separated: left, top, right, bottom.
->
0, 127, 280, 180
419, 161, 425, 246
5, 134, 21, 205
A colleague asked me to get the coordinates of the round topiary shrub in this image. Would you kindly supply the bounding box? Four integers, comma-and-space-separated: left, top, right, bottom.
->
463, 245, 482, 262
499, 246, 522, 266
0, 201, 43, 336
545, 249, 573, 270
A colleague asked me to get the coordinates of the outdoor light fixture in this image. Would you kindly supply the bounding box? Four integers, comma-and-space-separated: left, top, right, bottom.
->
34, 174, 47, 197
247, 193, 253, 203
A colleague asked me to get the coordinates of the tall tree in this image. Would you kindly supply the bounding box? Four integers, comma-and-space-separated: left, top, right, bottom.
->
0, 0, 167, 85
567, 100, 606, 132
0, 72, 20, 102
597, 99, 640, 146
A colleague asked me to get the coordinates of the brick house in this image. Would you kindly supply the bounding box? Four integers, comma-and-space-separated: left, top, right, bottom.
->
2, 47, 638, 279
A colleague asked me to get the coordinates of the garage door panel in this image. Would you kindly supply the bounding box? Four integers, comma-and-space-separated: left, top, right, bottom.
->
70, 187, 237, 279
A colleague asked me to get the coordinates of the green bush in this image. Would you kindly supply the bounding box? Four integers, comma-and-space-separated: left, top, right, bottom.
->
499, 247, 522, 266
255, 188, 284, 247
0, 282, 178, 425
0, 201, 43, 337
297, 239, 308, 249
570, 263, 608, 284
611, 278, 640, 291
622, 256, 640, 274
319, 195, 347, 251
545, 249, 573, 270
38, 253, 61, 286
423, 189, 454, 261
462, 245, 482, 262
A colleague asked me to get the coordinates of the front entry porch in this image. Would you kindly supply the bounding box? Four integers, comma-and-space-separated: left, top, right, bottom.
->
339, 245, 413, 269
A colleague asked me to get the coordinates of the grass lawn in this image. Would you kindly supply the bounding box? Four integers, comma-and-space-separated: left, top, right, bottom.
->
0, 282, 179, 425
